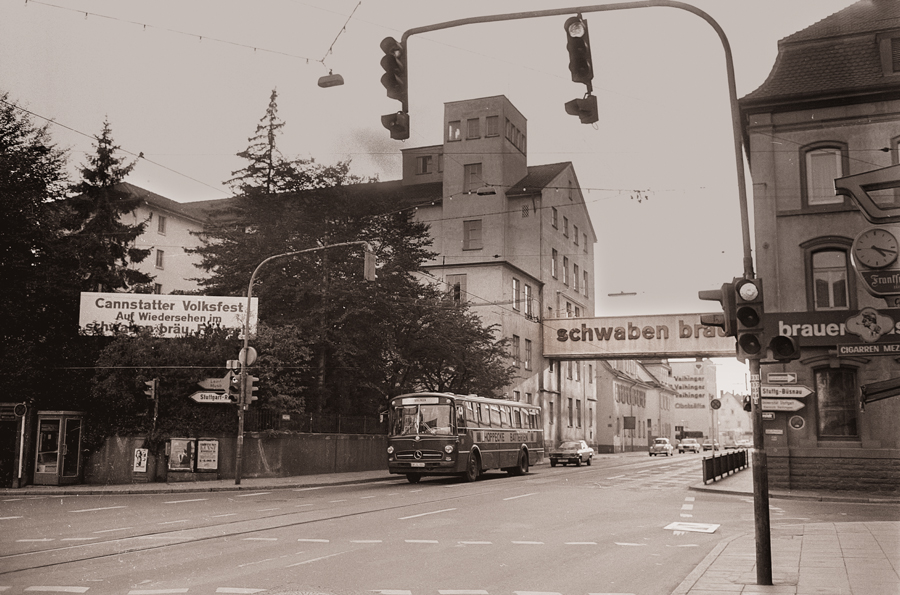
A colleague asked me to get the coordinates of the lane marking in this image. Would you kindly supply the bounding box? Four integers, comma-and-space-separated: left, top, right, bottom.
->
512, 541, 543, 545
24, 589, 90, 593
515, 592, 563, 595
61, 537, 98, 541
503, 493, 537, 501
405, 539, 438, 544
350, 540, 383, 543
372, 591, 411, 595
70, 505, 127, 513
684, 496, 695, 501
244, 537, 278, 541
17, 539, 53, 542
297, 538, 329, 543
615, 542, 648, 546
292, 487, 324, 491
458, 541, 492, 545
565, 541, 598, 545
680, 514, 693, 518
236, 492, 271, 498
158, 520, 188, 525
163, 498, 207, 504
256, 508, 280, 512
286, 550, 349, 567
681, 504, 693, 510
440, 591, 489, 594
329, 500, 347, 503
212, 513, 237, 518
399, 508, 456, 520
216, 589, 266, 594
127, 590, 189, 595
0, 516, 23, 520
606, 475, 625, 479
93, 526, 133, 533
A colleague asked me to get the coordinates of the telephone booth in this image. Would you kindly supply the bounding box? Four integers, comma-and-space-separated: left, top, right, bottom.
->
34, 411, 84, 485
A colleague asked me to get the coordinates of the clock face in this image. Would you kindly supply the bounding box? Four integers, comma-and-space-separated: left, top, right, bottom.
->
854, 228, 899, 269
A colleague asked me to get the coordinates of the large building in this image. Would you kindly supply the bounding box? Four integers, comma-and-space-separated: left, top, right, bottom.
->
740, 0, 900, 491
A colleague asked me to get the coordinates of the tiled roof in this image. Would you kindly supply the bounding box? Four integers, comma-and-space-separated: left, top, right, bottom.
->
740, 0, 900, 107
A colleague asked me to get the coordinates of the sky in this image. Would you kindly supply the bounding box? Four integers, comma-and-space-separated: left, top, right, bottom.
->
1, 0, 858, 394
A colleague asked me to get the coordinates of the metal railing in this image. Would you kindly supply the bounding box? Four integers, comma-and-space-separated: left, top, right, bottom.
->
244, 410, 386, 435
702, 449, 749, 484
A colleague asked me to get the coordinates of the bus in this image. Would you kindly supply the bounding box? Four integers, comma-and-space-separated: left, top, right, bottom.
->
385, 392, 544, 484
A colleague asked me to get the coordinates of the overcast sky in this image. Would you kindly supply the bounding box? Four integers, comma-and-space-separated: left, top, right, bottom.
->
1, 0, 858, 393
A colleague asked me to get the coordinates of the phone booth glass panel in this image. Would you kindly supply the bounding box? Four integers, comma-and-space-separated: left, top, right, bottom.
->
34, 412, 84, 485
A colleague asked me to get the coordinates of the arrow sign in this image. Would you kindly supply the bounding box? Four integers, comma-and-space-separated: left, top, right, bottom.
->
189, 391, 232, 404
761, 398, 805, 412
197, 374, 230, 391
761, 385, 813, 398
767, 372, 797, 384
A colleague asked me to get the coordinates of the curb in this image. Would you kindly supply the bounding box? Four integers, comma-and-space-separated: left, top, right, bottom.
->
669, 532, 745, 595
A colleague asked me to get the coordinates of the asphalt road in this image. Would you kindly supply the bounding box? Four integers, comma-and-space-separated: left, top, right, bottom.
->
2, 454, 897, 595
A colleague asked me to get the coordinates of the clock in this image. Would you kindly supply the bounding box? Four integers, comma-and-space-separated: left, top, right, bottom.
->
853, 227, 899, 269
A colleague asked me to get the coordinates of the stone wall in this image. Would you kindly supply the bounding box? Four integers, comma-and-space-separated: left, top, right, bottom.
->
768, 448, 900, 493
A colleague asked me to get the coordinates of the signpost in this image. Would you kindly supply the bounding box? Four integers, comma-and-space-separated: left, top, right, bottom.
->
766, 372, 797, 384
760, 385, 813, 398
188, 391, 232, 404
761, 399, 805, 412
197, 374, 231, 391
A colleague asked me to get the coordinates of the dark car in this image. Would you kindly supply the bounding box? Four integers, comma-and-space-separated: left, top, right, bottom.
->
549, 440, 594, 467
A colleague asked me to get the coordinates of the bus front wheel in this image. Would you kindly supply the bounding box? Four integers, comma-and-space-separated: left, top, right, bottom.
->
464, 453, 481, 482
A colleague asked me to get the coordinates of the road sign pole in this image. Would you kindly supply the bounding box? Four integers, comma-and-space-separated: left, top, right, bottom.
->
750, 361, 773, 585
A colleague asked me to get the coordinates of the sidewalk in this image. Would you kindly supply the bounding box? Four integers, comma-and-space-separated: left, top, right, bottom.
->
3, 460, 898, 595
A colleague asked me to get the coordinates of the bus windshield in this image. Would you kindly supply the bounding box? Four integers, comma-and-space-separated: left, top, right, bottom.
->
391, 404, 453, 436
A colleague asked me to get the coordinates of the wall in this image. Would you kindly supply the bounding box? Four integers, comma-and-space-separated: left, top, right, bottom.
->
83, 433, 389, 485
768, 448, 900, 493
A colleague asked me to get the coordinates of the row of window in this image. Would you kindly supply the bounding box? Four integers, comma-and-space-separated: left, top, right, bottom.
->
447, 116, 525, 153
461, 400, 540, 430
511, 278, 535, 318
551, 207, 588, 253
510, 335, 533, 370
551, 249, 589, 298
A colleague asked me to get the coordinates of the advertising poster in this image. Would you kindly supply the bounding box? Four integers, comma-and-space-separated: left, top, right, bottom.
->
196, 439, 219, 471
169, 438, 195, 471
133, 448, 149, 472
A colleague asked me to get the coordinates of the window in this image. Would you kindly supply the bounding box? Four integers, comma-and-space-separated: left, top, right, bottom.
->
485, 115, 499, 137
524, 284, 533, 317
583, 233, 588, 253
551, 249, 558, 278
416, 155, 433, 174
568, 398, 574, 426
524, 339, 532, 370
813, 250, 849, 310
573, 225, 578, 245
563, 216, 569, 237
153, 283, 162, 294
576, 400, 582, 428
447, 274, 467, 303
815, 367, 858, 438
549, 401, 554, 425
525, 392, 532, 404
466, 118, 480, 139
512, 278, 521, 311
801, 143, 847, 207
566, 301, 573, 317
551, 207, 558, 228
573, 264, 579, 292
588, 364, 593, 383
575, 361, 580, 382
464, 163, 483, 193
513, 391, 520, 403
583, 271, 589, 297
155, 249, 164, 269
157, 215, 167, 235
512, 335, 521, 368
463, 220, 482, 250
563, 256, 569, 285
448, 120, 461, 141
574, 306, 581, 317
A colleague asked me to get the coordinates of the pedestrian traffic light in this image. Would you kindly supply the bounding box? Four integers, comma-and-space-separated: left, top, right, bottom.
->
742, 395, 752, 412
564, 16, 594, 89
226, 371, 240, 403
143, 378, 158, 400
735, 278, 764, 361
768, 334, 801, 362
244, 375, 259, 405
380, 36, 409, 141
564, 94, 599, 124
698, 281, 737, 337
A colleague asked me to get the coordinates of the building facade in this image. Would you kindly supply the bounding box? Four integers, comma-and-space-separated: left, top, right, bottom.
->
740, 0, 900, 491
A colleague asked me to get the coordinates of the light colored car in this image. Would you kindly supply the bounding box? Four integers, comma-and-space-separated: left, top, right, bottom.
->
702, 440, 721, 451
649, 437, 674, 456
678, 438, 701, 454
549, 440, 594, 467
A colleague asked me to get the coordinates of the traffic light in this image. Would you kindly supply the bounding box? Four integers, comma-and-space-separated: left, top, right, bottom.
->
564, 16, 594, 88
226, 371, 241, 403
143, 378, 158, 400
380, 36, 409, 140
768, 334, 801, 362
244, 375, 259, 405
564, 95, 598, 124
742, 395, 752, 412
735, 277, 764, 361
698, 281, 737, 337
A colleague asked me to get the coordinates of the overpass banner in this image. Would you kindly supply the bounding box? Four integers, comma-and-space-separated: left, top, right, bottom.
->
544, 313, 735, 359
79, 292, 257, 338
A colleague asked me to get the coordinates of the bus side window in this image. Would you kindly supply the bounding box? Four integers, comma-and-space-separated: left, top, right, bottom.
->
489, 405, 501, 427
457, 405, 466, 433
500, 406, 511, 429
513, 409, 521, 428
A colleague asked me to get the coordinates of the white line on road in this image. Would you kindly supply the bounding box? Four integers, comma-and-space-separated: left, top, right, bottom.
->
212, 513, 237, 518
216, 589, 266, 594
244, 537, 278, 541
297, 538, 329, 542
685, 496, 695, 501
127, 590, 189, 594
93, 526, 133, 533
606, 475, 625, 479
0, 516, 23, 520
16, 539, 53, 542
350, 540, 383, 543
60, 537, 98, 541
405, 540, 438, 544
615, 542, 648, 546
24, 588, 90, 593
681, 504, 694, 510
69, 505, 127, 513
439, 590, 489, 594
256, 508, 280, 512
158, 519, 189, 525
458, 541, 492, 545
235, 492, 271, 498
565, 542, 598, 545
503, 493, 537, 501
399, 508, 456, 520
163, 498, 207, 504
286, 550, 349, 567
292, 487, 324, 491
514, 591, 563, 595
372, 591, 411, 595
511, 541, 543, 545
329, 500, 347, 503
680, 514, 693, 518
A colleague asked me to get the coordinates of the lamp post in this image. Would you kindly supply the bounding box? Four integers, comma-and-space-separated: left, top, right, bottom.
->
234, 241, 372, 485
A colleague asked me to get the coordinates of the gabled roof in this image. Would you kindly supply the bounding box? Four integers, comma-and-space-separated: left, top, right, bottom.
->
740, 0, 900, 110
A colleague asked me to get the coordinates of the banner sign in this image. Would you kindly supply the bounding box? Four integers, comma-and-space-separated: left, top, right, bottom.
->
543, 313, 735, 359
79, 292, 257, 338
767, 307, 900, 350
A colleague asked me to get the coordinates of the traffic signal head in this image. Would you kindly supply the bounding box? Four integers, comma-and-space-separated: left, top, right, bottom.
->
379, 37, 407, 104
143, 378, 157, 399
381, 111, 409, 141
768, 334, 801, 362
742, 395, 752, 412
226, 371, 241, 403
243, 375, 259, 405
564, 94, 598, 124
698, 281, 737, 337
734, 278, 764, 360
564, 16, 594, 89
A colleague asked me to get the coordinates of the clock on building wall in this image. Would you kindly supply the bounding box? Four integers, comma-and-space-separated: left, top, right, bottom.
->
852, 227, 899, 269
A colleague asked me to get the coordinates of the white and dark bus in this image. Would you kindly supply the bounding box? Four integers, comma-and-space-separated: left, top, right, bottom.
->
385, 392, 544, 483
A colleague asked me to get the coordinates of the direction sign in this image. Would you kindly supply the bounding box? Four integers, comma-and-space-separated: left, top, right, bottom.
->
189, 391, 232, 404
766, 372, 797, 384
761, 398, 805, 412
760, 385, 813, 398
197, 374, 230, 391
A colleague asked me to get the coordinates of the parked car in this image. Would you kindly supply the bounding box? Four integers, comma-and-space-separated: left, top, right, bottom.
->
678, 438, 701, 454
549, 440, 594, 467
649, 437, 674, 456
702, 440, 720, 451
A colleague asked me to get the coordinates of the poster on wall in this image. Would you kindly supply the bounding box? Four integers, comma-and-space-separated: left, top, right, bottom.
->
168, 438, 195, 471
133, 448, 149, 472
196, 439, 219, 471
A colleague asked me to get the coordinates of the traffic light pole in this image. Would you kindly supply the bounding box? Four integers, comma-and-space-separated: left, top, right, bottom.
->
235, 241, 373, 485
395, 0, 768, 584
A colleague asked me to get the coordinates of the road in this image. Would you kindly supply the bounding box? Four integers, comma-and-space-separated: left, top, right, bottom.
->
2, 453, 897, 595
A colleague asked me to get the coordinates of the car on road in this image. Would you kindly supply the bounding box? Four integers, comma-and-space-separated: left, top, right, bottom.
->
678, 438, 701, 454
702, 440, 720, 451
549, 440, 594, 466
649, 437, 674, 456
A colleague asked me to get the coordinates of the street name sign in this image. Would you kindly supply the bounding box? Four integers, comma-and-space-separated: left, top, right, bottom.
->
766, 372, 797, 384
760, 385, 813, 398
188, 391, 231, 404
761, 398, 805, 412
198, 374, 230, 391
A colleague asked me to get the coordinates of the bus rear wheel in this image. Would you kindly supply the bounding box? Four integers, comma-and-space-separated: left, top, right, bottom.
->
464, 452, 481, 482
508, 450, 529, 476
406, 473, 421, 484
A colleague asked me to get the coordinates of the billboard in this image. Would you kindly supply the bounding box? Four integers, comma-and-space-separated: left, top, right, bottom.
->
79, 292, 257, 338
543, 313, 735, 359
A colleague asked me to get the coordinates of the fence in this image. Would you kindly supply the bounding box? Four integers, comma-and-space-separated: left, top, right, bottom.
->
702, 449, 749, 484
244, 410, 385, 435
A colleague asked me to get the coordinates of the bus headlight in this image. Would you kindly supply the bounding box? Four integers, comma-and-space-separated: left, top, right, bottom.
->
387, 446, 394, 454
444, 444, 454, 454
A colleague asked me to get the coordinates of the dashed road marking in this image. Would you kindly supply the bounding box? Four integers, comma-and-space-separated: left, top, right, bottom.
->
163, 498, 207, 504
70, 506, 126, 513
297, 538, 329, 542
216, 589, 266, 594
24, 589, 90, 593
399, 508, 456, 520
503, 493, 537, 501
235, 492, 271, 498
285, 550, 350, 567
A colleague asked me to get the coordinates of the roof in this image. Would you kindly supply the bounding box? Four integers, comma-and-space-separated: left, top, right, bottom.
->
118, 182, 209, 223
506, 162, 573, 197
740, 0, 900, 109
